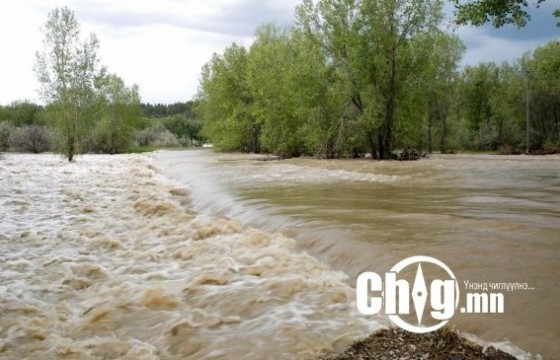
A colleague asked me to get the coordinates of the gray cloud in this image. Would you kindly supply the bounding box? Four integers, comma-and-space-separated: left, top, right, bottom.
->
74, 0, 298, 38
475, 2, 558, 42
448, 1, 558, 66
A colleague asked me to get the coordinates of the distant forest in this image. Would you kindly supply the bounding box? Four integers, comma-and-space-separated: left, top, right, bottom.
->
140, 102, 197, 119
0, 100, 203, 154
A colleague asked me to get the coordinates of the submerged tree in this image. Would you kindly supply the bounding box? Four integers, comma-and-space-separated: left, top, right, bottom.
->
35, 6, 103, 161
297, 0, 445, 159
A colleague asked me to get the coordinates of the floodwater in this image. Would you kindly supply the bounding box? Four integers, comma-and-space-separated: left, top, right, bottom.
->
0, 154, 379, 359
154, 150, 560, 358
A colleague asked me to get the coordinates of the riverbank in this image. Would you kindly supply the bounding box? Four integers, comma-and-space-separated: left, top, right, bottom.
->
322, 328, 519, 360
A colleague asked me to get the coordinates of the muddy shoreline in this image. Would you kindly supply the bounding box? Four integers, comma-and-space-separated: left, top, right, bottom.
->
322, 328, 518, 360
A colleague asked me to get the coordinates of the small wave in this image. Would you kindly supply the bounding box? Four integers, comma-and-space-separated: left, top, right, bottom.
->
234, 163, 404, 186
0, 153, 381, 359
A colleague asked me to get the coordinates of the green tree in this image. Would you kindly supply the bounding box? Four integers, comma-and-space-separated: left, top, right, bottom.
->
452, 0, 559, 28
35, 6, 103, 161
420, 33, 465, 153
160, 115, 203, 145
0, 101, 44, 126
298, 0, 444, 159
92, 74, 141, 154
198, 43, 260, 152
524, 41, 560, 149
0, 122, 14, 151
458, 63, 500, 149
456, 61, 526, 151
247, 24, 337, 156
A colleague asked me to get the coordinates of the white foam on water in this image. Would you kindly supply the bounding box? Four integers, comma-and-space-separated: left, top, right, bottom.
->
0, 153, 382, 359
237, 163, 404, 185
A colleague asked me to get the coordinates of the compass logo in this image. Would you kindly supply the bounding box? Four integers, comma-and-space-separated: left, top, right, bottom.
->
356, 256, 460, 333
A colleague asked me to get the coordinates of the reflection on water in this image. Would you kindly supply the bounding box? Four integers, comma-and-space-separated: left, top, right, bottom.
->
154, 150, 560, 358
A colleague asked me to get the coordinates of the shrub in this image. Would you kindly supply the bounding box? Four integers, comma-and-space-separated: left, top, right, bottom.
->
0, 121, 15, 151
136, 124, 180, 148
542, 140, 560, 154
497, 144, 521, 155
83, 118, 136, 154
9, 125, 52, 153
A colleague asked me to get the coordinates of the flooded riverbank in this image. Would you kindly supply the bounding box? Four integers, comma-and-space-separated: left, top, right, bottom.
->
0, 154, 380, 359
154, 150, 560, 358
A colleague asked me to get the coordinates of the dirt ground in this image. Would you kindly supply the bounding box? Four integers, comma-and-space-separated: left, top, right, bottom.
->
321, 328, 517, 360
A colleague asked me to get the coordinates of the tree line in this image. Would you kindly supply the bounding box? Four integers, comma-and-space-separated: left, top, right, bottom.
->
197, 0, 560, 158
2, 3, 557, 160
0, 7, 203, 160
0, 99, 204, 155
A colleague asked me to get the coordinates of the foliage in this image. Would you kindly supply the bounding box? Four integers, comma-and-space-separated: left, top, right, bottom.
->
140, 101, 197, 118
418, 33, 466, 153
140, 101, 203, 147
0, 121, 14, 151
136, 124, 180, 148
90, 74, 142, 154
197, 8, 558, 157
199, 0, 451, 158
1, 4, 555, 158
246, 24, 339, 157
34, 6, 103, 161
524, 41, 560, 149
8, 125, 52, 153
198, 43, 260, 152
451, 0, 559, 28
456, 62, 525, 150
0, 101, 45, 126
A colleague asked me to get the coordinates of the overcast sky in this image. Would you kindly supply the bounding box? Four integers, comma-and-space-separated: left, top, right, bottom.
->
0, 0, 558, 105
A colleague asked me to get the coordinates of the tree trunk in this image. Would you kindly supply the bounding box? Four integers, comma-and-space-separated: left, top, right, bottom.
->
428, 114, 433, 154
68, 133, 75, 162
251, 122, 261, 154
380, 47, 397, 160
439, 97, 448, 153
366, 130, 377, 159
381, 91, 395, 159
440, 117, 447, 153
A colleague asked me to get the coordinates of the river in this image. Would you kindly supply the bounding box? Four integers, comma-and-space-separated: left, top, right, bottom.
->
0, 153, 378, 359
154, 149, 560, 358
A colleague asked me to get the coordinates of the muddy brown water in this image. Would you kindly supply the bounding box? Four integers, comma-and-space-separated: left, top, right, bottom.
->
154, 150, 560, 358
0, 154, 379, 359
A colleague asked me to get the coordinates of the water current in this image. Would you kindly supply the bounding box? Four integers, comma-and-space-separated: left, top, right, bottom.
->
154, 150, 560, 358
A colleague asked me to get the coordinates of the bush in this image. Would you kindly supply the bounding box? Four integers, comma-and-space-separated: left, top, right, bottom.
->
9, 125, 52, 153
83, 118, 136, 154
135, 124, 180, 148
0, 121, 14, 151
497, 144, 521, 155
542, 141, 560, 154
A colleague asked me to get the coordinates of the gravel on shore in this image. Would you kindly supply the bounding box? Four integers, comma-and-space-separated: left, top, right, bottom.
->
321, 328, 518, 360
